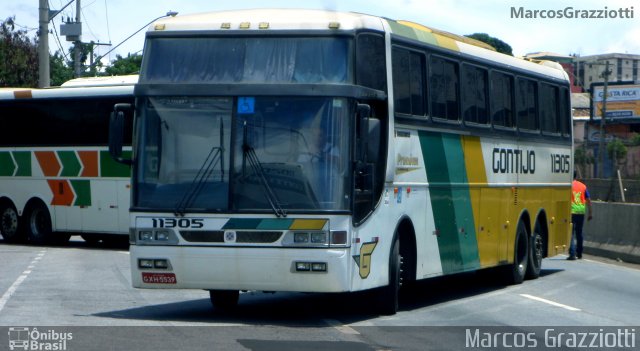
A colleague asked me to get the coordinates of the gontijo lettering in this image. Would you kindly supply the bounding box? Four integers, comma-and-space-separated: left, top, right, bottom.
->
492, 148, 535, 174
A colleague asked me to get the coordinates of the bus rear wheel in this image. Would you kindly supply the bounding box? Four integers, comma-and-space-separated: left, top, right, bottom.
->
24, 202, 53, 245
209, 290, 239, 311
0, 202, 23, 243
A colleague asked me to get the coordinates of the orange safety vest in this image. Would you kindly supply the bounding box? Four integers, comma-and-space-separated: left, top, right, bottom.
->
571, 180, 588, 214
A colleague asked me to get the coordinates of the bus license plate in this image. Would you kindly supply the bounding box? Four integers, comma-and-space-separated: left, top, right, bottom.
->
142, 272, 177, 284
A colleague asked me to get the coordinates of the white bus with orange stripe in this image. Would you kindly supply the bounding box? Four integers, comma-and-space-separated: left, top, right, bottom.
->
0, 75, 136, 244
110, 9, 572, 314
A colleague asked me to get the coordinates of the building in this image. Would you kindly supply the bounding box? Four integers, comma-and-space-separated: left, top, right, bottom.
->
573, 53, 640, 93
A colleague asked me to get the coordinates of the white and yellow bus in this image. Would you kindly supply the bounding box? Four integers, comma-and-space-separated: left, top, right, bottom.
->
110, 10, 572, 314
0, 75, 136, 245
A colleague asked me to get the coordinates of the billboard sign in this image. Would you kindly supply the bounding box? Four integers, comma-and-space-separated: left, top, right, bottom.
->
591, 83, 640, 120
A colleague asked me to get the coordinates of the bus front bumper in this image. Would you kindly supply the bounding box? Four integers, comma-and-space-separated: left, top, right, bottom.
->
130, 245, 352, 293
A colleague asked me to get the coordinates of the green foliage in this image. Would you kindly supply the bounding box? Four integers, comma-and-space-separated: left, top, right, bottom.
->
50, 52, 73, 86
464, 33, 513, 56
631, 134, 640, 146
607, 139, 627, 163
105, 54, 142, 76
0, 17, 38, 87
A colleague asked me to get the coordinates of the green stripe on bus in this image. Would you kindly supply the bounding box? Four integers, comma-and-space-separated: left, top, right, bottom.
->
419, 131, 480, 273
257, 219, 294, 230
100, 151, 131, 177
70, 180, 91, 206
222, 218, 264, 230
441, 134, 480, 270
58, 151, 82, 177
13, 151, 31, 176
0, 152, 16, 176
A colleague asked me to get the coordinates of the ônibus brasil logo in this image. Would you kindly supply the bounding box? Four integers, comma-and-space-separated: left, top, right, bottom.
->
8, 327, 72, 351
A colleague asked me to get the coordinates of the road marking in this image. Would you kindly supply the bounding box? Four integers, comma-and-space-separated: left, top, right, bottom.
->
0, 250, 46, 313
323, 319, 360, 335
520, 294, 581, 311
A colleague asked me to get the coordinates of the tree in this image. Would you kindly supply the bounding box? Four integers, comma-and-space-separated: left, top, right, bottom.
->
0, 16, 38, 87
104, 53, 142, 76
50, 51, 74, 86
607, 139, 627, 165
465, 33, 513, 56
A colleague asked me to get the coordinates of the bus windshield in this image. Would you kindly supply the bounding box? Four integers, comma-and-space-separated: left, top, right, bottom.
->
135, 96, 352, 213
141, 37, 350, 84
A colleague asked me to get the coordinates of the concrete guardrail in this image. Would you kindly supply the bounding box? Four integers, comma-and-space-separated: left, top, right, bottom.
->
582, 201, 640, 264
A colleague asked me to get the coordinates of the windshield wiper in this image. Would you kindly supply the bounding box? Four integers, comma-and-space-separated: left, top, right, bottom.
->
174, 119, 225, 216
242, 121, 287, 218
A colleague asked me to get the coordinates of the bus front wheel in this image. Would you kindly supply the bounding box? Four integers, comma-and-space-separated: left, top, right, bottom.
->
506, 221, 529, 284
526, 224, 543, 279
378, 237, 402, 315
209, 290, 239, 311
0, 202, 23, 243
24, 201, 53, 245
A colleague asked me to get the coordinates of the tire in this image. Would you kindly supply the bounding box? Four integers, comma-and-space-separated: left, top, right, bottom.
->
24, 202, 53, 245
209, 290, 239, 311
378, 237, 401, 315
506, 221, 529, 284
0, 202, 24, 243
526, 224, 543, 280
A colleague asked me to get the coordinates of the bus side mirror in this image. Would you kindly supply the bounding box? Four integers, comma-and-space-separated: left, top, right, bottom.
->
109, 103, 133, 166
357, 104, 380, 163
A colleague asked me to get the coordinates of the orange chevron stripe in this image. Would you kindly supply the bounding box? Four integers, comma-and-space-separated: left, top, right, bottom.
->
78, 151, 99, 177
47, 180, 74, 206
35, 151, 61, 177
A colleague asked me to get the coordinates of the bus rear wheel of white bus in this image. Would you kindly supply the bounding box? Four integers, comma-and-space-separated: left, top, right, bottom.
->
209, 290, 240, 311
0, 201, 24, 243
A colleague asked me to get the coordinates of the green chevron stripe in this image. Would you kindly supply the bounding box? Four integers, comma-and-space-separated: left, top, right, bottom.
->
58, 151, 82, 177
0, 152, 15, 176
13, 151, 31, 176
71, 180, 91, 206
100, 151, 131, 177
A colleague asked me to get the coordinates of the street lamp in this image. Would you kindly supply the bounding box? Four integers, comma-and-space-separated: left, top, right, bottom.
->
90, 11, 178, 71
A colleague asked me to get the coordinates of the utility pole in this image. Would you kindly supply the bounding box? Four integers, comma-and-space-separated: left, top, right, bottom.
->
73, 0, 82, 77
597, 61, 612, 178
38, 0, 50, 88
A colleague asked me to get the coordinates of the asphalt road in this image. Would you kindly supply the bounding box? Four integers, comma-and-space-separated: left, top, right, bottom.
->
0, 238, 638, 350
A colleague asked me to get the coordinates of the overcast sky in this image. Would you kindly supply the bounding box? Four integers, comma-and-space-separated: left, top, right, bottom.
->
4, 0, 640, 67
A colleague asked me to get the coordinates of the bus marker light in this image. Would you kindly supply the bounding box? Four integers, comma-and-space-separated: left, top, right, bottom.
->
138, 259, 154, 269
295, 262, 311, 271
331, 231, 347, 245
311, 263, 327, 272
154, 24, 166, 31
221, 23, 231, 29
259, 22, 269, 29
328, 22, 340, 29
239, 22, 251, 29
154, 259, 170, 269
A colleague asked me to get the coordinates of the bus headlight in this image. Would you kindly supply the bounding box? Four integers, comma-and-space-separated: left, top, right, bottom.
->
136, 229, 179, 245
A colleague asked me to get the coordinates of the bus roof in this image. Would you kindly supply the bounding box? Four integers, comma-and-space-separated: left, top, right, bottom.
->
60, 75, 138, 87
151, 9, 568, 82
0, 84, 134, 100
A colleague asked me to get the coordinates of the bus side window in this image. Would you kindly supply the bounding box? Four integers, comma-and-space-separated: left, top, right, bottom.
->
356, 33, 387, 92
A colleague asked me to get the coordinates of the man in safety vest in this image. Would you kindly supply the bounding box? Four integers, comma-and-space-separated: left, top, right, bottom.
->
568, 172, 593, 260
